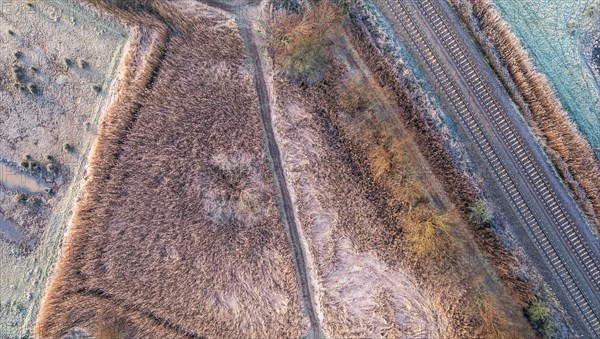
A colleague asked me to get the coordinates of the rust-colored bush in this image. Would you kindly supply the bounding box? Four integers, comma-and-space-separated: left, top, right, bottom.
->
272, 2, 343, 85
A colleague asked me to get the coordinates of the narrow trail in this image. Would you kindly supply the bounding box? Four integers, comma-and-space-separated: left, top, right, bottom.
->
197, 0, 323, 336
236, 15, 324, 339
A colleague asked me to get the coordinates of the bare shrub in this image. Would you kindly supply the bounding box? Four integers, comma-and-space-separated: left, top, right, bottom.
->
475, 292, 513, 338
273, 2, 343, 85
367, 145, 390, 179
403, 207, 453, 259
204, 153, 269, 226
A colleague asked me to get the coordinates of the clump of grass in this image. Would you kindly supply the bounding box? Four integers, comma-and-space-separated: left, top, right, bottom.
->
95, 324, 124, 339
28, 83, 39, 95
367, 146, 391, 179
92, 84, 103, 93
525, 301, 556, 338
403, 207, 453, 259
65, 58, 74, 67
79, 59, 89, 69
63, 143, 74, 152
14, 51, 24, 59
16, 193, 28, 202
12, 64, 25, 79
204, 153, 269, 226
21, 154, 40, 171
273, 2, 342, 85
46, 163, 56, 175
475, 292, 514, 338
468, 198, 492, 224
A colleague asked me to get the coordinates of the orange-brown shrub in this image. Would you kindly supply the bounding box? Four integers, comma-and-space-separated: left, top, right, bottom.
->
273, 2, 343, 84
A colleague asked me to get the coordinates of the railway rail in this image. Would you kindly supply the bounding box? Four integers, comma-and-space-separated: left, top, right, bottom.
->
377, 0, 600, 335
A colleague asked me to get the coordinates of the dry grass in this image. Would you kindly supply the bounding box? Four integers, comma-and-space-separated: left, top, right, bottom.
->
203, 153, 270, 226
273, 2, 343, 85
452, 0, 600, 230
35, 2, 304, 338
349, 8, 539, 306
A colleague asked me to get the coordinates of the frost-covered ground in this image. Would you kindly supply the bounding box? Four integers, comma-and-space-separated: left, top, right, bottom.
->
0, 1, 125, 337
492, 0, 600, 159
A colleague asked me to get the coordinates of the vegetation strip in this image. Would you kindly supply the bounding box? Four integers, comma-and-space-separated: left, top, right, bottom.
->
239, 22, 323, 339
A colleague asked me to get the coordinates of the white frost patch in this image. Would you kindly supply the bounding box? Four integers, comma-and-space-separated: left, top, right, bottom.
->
324, 237, 448, 338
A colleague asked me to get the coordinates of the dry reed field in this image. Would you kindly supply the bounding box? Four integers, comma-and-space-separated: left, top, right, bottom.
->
35, 1, 305, 338
451, 0, 600, 231
270, 3, 534, 337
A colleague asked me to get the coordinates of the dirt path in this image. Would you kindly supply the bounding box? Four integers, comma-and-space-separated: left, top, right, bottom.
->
197, 1, 323, 336
237, 15, 324, 339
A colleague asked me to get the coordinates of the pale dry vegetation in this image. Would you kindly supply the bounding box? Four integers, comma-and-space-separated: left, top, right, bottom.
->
35, 2, 304, 338
452, 0, 600, 230
203, 153, 270, 226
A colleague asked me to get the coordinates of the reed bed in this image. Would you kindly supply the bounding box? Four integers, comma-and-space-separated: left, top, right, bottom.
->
35, 2, 304, 338
451, 0, 600, 230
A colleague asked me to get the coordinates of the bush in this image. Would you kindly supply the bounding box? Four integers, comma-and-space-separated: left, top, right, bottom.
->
403, 207, 452, 258
16, 193, 28, 202
28, 83, 39, 95
468, 198, 492, 224
63, 143, 74, 152
525, 302, 556, 338
204, 153, 268, 226
368, 146, 391, 179
273, 2, 342, 85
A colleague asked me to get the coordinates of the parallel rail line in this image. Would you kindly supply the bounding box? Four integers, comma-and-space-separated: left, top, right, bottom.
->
380, 0, 600, 335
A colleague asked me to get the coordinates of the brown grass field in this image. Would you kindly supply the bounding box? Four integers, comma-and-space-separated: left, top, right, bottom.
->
270, 3, 535, 337
35, 1, 306, 338
451, 0, 600, 231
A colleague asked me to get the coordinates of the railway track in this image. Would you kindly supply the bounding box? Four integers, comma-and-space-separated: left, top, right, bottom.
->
378, 0, 600, 335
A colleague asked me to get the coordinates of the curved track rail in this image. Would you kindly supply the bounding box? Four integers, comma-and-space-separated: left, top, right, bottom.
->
378, 0, 599, 335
